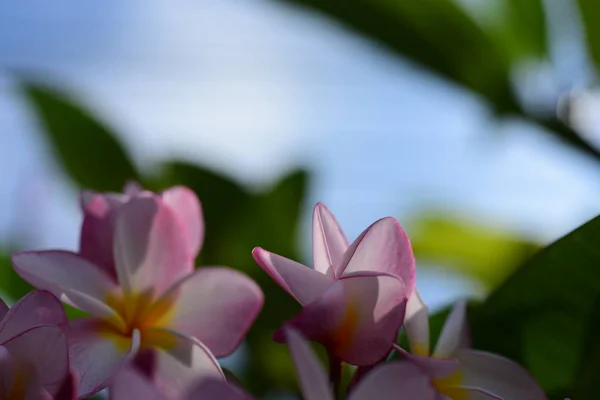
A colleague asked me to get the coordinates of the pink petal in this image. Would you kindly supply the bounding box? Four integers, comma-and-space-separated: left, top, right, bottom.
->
2, 325, 69, 396
141, 328, 224, 399
0, 345, 47, 399
162, 186, 204, 258
11, 251, 123, 323
339, 218, 415, 297
54, 372, 78, 400
285, 328, 333, 400
113, 197, 191, 296
433, 300, 469, 358
158, 267, 263, 357
403, 290, 430, 356
275, 272, 407, 366
0, 299, 8, 321
79, 191, 128, 279
185, 376, 255, 400
454, 350, 547, 400
252, 247, 333, 306
312, 203, 349, 278
66, 318, 140, 397
393, 346, 459, 380
348, 361, 438, 400
123, 181, 144, 196
0, 290, 67, 343
110, 366, 166, 400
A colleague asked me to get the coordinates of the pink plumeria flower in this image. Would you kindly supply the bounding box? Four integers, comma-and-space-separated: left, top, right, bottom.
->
0, 291, 71, 399
79, 182, 203, 280
253, 203, 415, 365
398, 291, 548, 399
12, 190, 263, 397
111, 328, 417, 400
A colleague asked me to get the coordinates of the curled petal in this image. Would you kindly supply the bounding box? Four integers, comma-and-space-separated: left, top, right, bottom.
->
11, 251, 122, 323
2, 325, 69, 396
185, 376, 255, 400
312, 203, 349, 278
433, 300, 469, 358
141, 328, 224, 399
161, 186, 204, 258
0, 290, 67, 343
276, 272, 407, 366
113, 197, 191, 296
453, 350, 547, 400
349, 361, 438, 400
159, 267, 263, 357
339, 218, 415, 297
285, 328, 332, 400
66, 318, 139, 397
252, 247, 333, 306
110, 366, 166, 400
403, 290, 430, 356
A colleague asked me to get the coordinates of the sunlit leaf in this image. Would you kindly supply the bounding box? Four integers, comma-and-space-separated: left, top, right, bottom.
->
19, 80, 139, 191
408, 213, 539, 289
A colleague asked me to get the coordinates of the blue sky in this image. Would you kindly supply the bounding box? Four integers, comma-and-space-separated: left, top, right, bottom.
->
1, 0, 600, 309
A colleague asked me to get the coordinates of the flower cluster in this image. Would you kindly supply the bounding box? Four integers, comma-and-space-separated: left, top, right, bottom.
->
3, 184, 547, 399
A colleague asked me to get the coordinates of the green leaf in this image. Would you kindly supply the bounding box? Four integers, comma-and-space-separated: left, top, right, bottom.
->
273, 0, 600, 164
408, 212, 540, 289
572, 295, 600, 398
472, 215, 600, 392
19, 80, 139, 191
576, 0, 600, 71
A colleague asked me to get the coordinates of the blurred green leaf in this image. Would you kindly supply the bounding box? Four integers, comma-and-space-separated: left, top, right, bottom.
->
408, 213, 539, 289
572, 295, 600, 398
479, 0, 548, 61
275, 0, 600, 163
472, 215, 600, 393
576, 0, 600, 71
158, 161, 309, 395
20, 81, 139, 191
0, 250, 33, 303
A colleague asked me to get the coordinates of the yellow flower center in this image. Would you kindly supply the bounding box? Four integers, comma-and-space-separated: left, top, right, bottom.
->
101, 290, 176, 350
331, 301, 360, 354
433, 369, 467, 400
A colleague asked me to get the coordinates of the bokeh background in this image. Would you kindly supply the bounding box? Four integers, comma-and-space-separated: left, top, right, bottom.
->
1, 0, 600, 399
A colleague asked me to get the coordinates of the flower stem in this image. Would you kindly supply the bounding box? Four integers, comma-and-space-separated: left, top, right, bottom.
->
328, 354, 342, 399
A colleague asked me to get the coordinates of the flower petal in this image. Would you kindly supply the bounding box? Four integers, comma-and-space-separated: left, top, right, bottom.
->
285, 328, 333, 400
2, 325, 69, 396
454, 350, 547, 400
110, 366, 166, 400
433, 300, 469, 358
66, 318, 139, 397
162, 186, 204, 258
276, 272, 407, 366
141, 328, 224, 399
252, 247, 333, 306
348, 361, 438, 400
113, 197, 191, 296
0, 290, 67, 343
404, 290, 430, 356
11, 251, 122, 322
339, 218, 415, 297
185, 376, 254, 400
0, 299, 8, 321
312, 203, 349, 278
79, 191, 128, 279
0, 345, 47, 399
159, 267, 263, 357
393, 346, 459, 379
